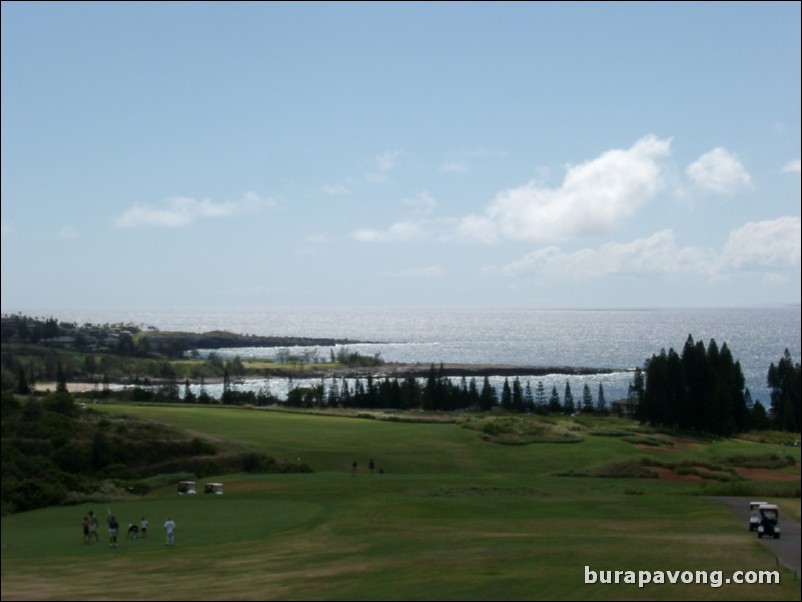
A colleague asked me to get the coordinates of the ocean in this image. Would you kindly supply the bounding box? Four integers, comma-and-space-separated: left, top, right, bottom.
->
11, 306, 800, 405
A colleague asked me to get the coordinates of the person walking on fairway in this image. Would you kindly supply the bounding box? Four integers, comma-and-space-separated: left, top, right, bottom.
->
140, 516, 149, 539
164, 517, 176, 546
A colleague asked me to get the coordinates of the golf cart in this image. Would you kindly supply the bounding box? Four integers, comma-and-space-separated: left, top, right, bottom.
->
749, 501, 767, 531
204, 482, 224, 495
757, 503, 781, 539
177, 481, 196, 495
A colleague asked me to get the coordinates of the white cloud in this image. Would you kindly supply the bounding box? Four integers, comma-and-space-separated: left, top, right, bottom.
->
457, 213, 498, 244
502, 217, 800, 282
782, 159, 801, 174
352, 215, 460, 243
114, 192, 275, 228
503, 230, 710, 279
375, 150, 402, 171
458, 135, 672, 243
718, 217, 801, 270
379, 266, 446, 278
352, 220, 428, 242
366, 150, 406, 183
686, 147, 752, 195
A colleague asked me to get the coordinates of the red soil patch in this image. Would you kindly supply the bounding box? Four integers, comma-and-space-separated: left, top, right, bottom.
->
671, 437, 710, 449
634, 444, 676, 452
630, 433, 710, 451
653, 467, 705, 482
736, 467, 801, 482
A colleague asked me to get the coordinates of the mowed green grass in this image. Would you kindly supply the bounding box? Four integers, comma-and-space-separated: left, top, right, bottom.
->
2, 405, 799, 601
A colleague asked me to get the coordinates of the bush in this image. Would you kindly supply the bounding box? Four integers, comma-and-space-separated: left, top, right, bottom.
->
140, 472, 197, 489
588, 429, 631, 437
12, 478, 68, 512
590, 460, 659, 479
622, 435, 674, 447
556, 460, 658, 479
692, 480, 801, 498
738, 430, 801, 446
44, 391, 77, 416
722, 453, 797, 469
241, 452, 277, 473
125, 481, 152, 495
103, 463, 139, 480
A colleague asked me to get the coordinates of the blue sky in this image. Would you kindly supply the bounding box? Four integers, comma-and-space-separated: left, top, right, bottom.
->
2, 1, 800, 310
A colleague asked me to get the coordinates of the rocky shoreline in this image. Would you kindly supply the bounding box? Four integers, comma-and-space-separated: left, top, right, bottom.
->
339, 363, 625, 379
141, 330, 375, 352
160, 362, 625, 383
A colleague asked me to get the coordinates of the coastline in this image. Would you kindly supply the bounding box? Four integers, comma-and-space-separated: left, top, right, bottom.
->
333, 362, 625, 379
36, 362, 628, 393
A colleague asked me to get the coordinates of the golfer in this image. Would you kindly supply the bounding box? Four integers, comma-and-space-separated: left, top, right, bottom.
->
164, 517, 176, 546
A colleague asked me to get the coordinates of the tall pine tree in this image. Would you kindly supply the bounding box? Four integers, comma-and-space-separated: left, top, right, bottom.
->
548, 385, 561, 413
581, 383, 593, 412
768, 349, 801, 432
563, 381, 574, 415
597, 383, 606, 414
480, 376, 496, 412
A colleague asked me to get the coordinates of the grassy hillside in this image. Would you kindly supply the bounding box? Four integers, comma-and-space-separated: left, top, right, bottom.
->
0, 394, 309, 515
2, 405, 799, 601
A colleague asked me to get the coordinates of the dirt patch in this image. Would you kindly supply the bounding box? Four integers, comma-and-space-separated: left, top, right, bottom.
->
736, 467, 802, 482
653, 467, 705, 482
671, 437, 710, 449
634, 444, 676, 452
627, 433, 711, 452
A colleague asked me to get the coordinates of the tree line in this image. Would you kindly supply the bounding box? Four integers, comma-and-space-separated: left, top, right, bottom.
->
294, 366, 608, 414
634, 335, 799, 436
115, 363, 610, 416
1, 318, 383, 391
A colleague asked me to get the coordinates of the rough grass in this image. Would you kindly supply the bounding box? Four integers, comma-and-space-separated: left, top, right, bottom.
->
556, 459, 660, 479
622, 434, 676, 447
462, 415, 584, 445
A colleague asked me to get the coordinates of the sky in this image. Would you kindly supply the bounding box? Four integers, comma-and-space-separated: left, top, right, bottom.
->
1, 1, 800, 310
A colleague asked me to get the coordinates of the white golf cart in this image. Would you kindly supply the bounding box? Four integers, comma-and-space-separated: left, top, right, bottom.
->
204, 482, 224, 495
177, 480, 197, 495
749, 501, 767, 531
756, 503, 781, 539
